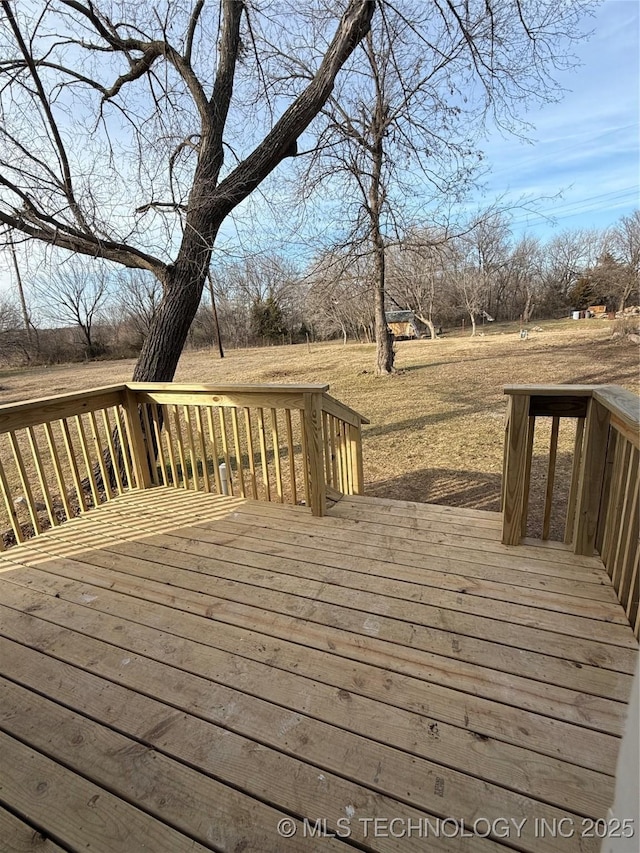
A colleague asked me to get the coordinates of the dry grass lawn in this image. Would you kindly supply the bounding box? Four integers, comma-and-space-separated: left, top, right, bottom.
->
1, 318, 638, 538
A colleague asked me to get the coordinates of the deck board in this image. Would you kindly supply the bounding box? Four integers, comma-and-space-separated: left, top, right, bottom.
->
0, 488, 637, 853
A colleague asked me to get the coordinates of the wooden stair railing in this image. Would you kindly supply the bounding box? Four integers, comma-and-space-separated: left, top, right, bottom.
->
0, 382, 369, 547
502, 384, 640, 637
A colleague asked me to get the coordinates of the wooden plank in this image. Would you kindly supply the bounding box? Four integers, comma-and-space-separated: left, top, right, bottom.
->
243, 408, 258, 500
284, 409, 297, 505
218, 407, 234, 497
7, 431, 42, 534
88, 410, 113, 500
611, 444, 639, 595
159, 404, 177, 487
504, 385, 597, 397
542, 416, 560, 541
602, 438, 629, 573
100, 407, 123, 495
112, 404, 134, 490
26, 426, 58, 526
520, 415, 535, 538
0, 387, 125, 433
256, 408, 270, 502
0, 584, 621, 783
0, 731, 214, 853
59, 418, 87, 513
43, 420, 73, 519
595, 427, 617, 554
140, 402, 159, 486
304, 391, 325, 517
0, 662, 596, 853
121, 391, 152, 490
171, 405, 188, 489
135, 389, 307, 413
573, 399, 611, 556
94, 530, 631, 698
269, 409, 282, 502
150, 403, 169, 487
350, 424, 365, 495
298, 409, 311, 507
128, 381, 329, 395
594, 386, 640, 448
230, 408, 245, 498
529, 396, 589, 418
18, 538, 632, 723
74, 415, 100, 507
321, 393, 369, 427
0, 804, 68, 852
182, 405, 200, 490
0, 678, 344, 853
329, 415, 338, 488
193, 406, 211, 492
205, 406, 223, 494
0, 625, 616, 824
0, 454, 24, 543
501, 394, 530, 545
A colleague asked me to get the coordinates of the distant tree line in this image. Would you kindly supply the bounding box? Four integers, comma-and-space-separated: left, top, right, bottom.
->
1, 210, 638, 366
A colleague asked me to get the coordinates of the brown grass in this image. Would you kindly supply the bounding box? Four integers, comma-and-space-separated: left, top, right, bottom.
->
1, 318, 638, 538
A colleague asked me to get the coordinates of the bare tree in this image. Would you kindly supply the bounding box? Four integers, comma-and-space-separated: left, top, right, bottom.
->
0, 0, 375, 382
35, 257, 111, 357
116, 269, 163, 345
297, 1, 593, 372
612, 211, 640, 310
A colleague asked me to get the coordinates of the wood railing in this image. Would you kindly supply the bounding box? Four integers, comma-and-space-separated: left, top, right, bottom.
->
502, 384, 640, 636
0, 382, 368, 547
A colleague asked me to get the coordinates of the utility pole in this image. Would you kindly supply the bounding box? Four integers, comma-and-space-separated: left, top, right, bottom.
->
207, 270, 224, 359
8, 236, 33, 346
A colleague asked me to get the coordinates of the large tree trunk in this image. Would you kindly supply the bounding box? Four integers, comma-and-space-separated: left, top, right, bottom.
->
130, 0, 374, 383
374, 236, 394, 374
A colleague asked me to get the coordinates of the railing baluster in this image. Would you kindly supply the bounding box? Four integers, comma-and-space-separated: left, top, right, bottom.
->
74, 415, 100, 508
611, 443, 638, 595
542, 416, 559, 541
101, 408, 124, 496
8, 432, 41, 533
113, 405, 134, 490
285, 409, 297, 506
329, 416, 338, 488
322, 411, 331, 487
183, 406, 200, 491
140, 404, 159, 486
206, 407, 223, 495
159, 404, 177, 487
195, 407, 211, 493
26, 426, 57, 526
88, 411, 112, 501
43, 421, 73, 519
270, 409, 283, 503
601, 438, 627, 572
228, 408, 244, 498
171, 405, 189, 489
150, 404, 168, 487
256, 408, 270, 501
298, 409, 310, 508
218, 408, 234, 497
0, 451, 24, 543
564, 417, 585, 544
59, 419, 87, 512
501, 394, 531, 546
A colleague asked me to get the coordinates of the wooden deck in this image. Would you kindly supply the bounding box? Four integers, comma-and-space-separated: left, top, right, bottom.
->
0, 487, 637, 853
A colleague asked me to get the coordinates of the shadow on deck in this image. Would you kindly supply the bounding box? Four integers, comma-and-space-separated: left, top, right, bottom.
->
0, 487, 637, 853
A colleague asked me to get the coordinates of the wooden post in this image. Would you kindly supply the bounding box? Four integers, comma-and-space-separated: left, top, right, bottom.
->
349, 423, 365, 495
573, 397, 610, 556
501, 393, 531, 545
123, 389, 152, 489
303, 392, 326, 516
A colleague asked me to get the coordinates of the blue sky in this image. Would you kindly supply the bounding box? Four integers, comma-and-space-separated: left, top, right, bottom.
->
478, 0, 639, 239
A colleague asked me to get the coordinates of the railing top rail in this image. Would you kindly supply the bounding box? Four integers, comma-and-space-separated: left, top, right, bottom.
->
125, 382, 330, 394
504, 383, 639, 447
504, 384, 602, 397
322, 393, 371, 426
0, 385, 127, 433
